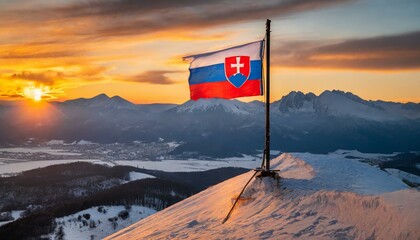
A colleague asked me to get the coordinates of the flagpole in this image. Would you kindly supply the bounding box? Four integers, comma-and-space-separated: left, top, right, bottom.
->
223, 19, 277, 224
264, 19, 271, 172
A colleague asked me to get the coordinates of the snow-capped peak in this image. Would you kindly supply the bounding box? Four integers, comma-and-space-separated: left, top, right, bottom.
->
273, 90, 407, 121
273, 91, 316, 113
62, 94, 136, 110
317, 90, 398, 121
176, 98, 262, 115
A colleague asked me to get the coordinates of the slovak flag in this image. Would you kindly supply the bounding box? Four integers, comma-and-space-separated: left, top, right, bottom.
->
184, 41, 264, 100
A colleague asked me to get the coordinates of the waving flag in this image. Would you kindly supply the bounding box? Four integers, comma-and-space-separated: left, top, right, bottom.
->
184, 41, 264, 100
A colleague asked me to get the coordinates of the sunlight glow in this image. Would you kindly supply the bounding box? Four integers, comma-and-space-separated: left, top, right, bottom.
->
23, 86, 48, 102
33, 89, 42, 101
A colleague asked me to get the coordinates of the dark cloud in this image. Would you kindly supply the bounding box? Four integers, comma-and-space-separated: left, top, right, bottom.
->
127, 70, 178, 85
54, 0, 219, 18
273, 31, 420, 70
316, 31, 420, 54
10, 71, 63, 85
1, 0, 350, 38
91, 0, 351, 37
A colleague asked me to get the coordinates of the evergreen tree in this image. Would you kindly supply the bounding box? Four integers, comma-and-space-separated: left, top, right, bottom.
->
55, 226, 65, 240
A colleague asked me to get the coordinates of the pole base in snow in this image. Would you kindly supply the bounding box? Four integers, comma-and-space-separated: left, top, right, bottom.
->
256, 169, 281, 187
255, 169, 280, 179
222, 169, 281, 224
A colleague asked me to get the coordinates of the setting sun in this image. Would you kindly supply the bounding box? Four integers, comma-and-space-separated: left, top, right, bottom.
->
22, 86, 48, 101
33, 89, 42, 101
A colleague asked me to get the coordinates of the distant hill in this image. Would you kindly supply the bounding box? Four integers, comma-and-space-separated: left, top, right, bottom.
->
0, 91, 419, 156
0, 162, 247, 240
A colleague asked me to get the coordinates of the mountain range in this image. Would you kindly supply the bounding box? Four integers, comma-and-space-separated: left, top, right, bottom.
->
0, 90, 419, 157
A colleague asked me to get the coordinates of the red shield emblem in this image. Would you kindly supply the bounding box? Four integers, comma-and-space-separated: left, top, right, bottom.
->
224, 56, 250, 88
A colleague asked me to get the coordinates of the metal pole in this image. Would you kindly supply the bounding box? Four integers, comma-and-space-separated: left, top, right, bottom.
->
265, 19, 271, 171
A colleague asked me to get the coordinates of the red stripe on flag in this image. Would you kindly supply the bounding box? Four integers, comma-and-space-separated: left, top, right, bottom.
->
190, 80, 262, 100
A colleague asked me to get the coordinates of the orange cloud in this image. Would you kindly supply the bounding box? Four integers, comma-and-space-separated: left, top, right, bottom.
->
125, 70, 180, 85
10, 71, 62, 85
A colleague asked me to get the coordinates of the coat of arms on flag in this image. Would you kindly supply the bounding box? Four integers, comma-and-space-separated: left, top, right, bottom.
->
224, 56, 250, 88
183, 41, 264, 100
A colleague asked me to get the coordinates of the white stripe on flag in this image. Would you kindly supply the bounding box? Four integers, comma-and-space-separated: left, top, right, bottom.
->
184, 41, 263, 69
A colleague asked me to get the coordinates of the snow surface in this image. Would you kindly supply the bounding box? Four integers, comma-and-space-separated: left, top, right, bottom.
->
331, 149, 397, 159
77, 140, 95, 145
115, 158, 259, 172
50, 205, 156, 240
0, 210, 24, 227
128, 172, 155, 181
0, 155, 259, 177
385, 168, 420, 186
166, 141, 181, 148
317, 90, 398, 121
106, 153, 419, 240
0, 159, 108, 177
290, 152, 407, 194
45, 140, 65, 145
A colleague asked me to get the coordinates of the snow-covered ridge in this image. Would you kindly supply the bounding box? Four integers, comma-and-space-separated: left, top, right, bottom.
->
270, 153, 315, 180
175, 90, 420, 120
317, 90, 397, 121
106, 153, 419, 240
273, 91, 316, 113
176, 98, 263, 115
272, 90, 419, 121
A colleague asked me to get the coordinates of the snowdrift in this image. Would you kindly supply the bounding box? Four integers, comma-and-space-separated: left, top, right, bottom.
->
105, 153, 419, 240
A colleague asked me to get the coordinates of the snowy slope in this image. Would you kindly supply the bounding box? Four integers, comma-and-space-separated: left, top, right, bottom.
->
375, 101, 420, 120
105, 153, 419, 240
0, 211, 24, 227
316, 90, 398, 121
385, 168, 420, 186
128, 172, 155, 181
50, 205, 156, 240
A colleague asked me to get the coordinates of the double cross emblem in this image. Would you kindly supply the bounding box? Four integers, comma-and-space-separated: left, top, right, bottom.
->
224, 56, 251, 88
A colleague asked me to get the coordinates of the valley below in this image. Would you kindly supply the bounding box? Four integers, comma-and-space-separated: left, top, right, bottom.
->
0, 142, 418, 239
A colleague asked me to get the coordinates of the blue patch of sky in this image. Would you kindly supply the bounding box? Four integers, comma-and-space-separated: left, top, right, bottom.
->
271, 0, 420, 40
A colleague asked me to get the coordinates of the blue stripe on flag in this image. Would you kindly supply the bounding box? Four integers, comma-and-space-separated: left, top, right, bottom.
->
189, 60, 262, 85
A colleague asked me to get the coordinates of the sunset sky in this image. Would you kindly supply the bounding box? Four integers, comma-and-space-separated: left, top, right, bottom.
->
0, 0, 419, 104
